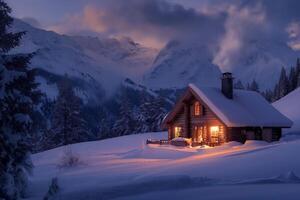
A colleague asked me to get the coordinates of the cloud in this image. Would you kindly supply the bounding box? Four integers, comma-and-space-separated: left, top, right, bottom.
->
213, 2, 267, 70
212, 0, 300, 71
48, 6, 107, 36
48, 0, 226, 48
47, 0, 300, 71
286, 21, 300, 50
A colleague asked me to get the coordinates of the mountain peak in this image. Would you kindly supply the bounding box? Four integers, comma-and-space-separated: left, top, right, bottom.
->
144, 39, 221, 89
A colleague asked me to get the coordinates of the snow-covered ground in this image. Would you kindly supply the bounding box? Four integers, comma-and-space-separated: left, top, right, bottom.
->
27, 131, 300, 200
273, 88, 300, 134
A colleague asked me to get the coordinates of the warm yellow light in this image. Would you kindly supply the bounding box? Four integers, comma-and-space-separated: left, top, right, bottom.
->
210, 126, 219, 133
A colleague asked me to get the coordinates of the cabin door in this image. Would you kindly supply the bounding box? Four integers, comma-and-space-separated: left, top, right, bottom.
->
193, 125, 204, 144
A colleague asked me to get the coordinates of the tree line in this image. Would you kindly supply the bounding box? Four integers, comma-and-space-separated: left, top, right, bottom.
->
234, 58, 300, 102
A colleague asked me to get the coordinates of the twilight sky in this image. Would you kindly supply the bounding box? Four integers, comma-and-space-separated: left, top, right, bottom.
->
7, 0, 300, 67
8, 0, 210, 47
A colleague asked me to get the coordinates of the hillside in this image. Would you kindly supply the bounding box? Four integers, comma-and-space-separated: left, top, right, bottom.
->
26, 132, 300, 200
10, 19, 158, 101
273, 88, 300, 134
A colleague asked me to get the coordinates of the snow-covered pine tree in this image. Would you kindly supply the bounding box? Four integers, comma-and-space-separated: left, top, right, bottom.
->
288, 67, 297, 92
234, 80, 245, 90
90, 105, 113, 139
296, 58, 300, 74
42, 77, 90, 150
247, 80, 259, 92
112, 89, 137, 136
0, 1, 42, 198
150, 96, 168, 131
295, 58, 300, 88
272, 83, 279, 101
262, 89, 273, 102
138, 93, 167, 133
278, 67, 289, 98
135, 89, 150, 133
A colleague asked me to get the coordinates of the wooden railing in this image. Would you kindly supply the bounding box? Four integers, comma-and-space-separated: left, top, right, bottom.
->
146, 139, 170, 145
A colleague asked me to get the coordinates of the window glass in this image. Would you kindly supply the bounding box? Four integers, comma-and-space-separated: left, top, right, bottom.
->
174, 126, 183, 138
194, 101, 201, 116
210, 126, 219, 143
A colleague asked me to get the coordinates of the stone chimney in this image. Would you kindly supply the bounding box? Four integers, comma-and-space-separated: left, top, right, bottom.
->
221, 72, 233, 99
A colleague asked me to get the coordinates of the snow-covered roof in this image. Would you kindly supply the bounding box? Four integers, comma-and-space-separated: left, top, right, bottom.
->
188, 84, 293, 127
163, 84, 293, 128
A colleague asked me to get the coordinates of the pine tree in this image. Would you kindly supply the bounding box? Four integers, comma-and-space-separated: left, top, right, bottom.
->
150, 96, 168, 131
278, 67, 289, 98
296, 58, 300, 74
92, 105, 112, 139
234, 80, 245, 90
138, 96, 167, 133
296, 58, 300, 88
272, 83, 279, 101
112, 89, 137, 136
297, 73, 300, 88
262, 89, 273, 102
288, 67, 297, 92
42, 77, 90, 150
0, 1, 42, 197
247, 80, 259, 92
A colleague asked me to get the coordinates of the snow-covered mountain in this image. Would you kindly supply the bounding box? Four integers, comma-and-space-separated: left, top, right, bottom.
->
10, 19, 158, 101
228, 39, 300, 90
273, 87, 300, 134
144, 38, 300, 91
10, 19, 299, 96
143, 40, 222, 89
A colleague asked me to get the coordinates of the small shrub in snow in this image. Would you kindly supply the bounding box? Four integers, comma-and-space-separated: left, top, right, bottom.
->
58, 146, 81, 168
43, 177, 60, 200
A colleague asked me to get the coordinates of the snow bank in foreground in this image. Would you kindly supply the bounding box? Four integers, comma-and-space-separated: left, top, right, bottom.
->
26, 131, 300, 200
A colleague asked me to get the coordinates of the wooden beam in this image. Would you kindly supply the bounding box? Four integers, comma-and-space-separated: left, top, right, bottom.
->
184, 102, 191, 138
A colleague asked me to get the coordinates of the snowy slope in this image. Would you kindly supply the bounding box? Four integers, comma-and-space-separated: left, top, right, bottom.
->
9, 19, 158, 100
26, 132, 300, 199
143, 40, 222, 89
273, 88, 300, 134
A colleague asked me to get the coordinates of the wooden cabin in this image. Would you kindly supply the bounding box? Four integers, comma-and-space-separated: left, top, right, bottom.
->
161, 73, 293, 146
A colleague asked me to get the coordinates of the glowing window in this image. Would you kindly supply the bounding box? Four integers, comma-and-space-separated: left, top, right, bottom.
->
194, 101, 201, 116
210, 126, 219, 134
210, 126, 220, 143
174, 126, 183, 138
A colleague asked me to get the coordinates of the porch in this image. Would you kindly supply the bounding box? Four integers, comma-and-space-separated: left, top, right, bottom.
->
169, 124, 227, 147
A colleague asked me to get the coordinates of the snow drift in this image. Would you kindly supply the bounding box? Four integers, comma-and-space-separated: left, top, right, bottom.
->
26, 131, 300, 199
273, 87, 300, 134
